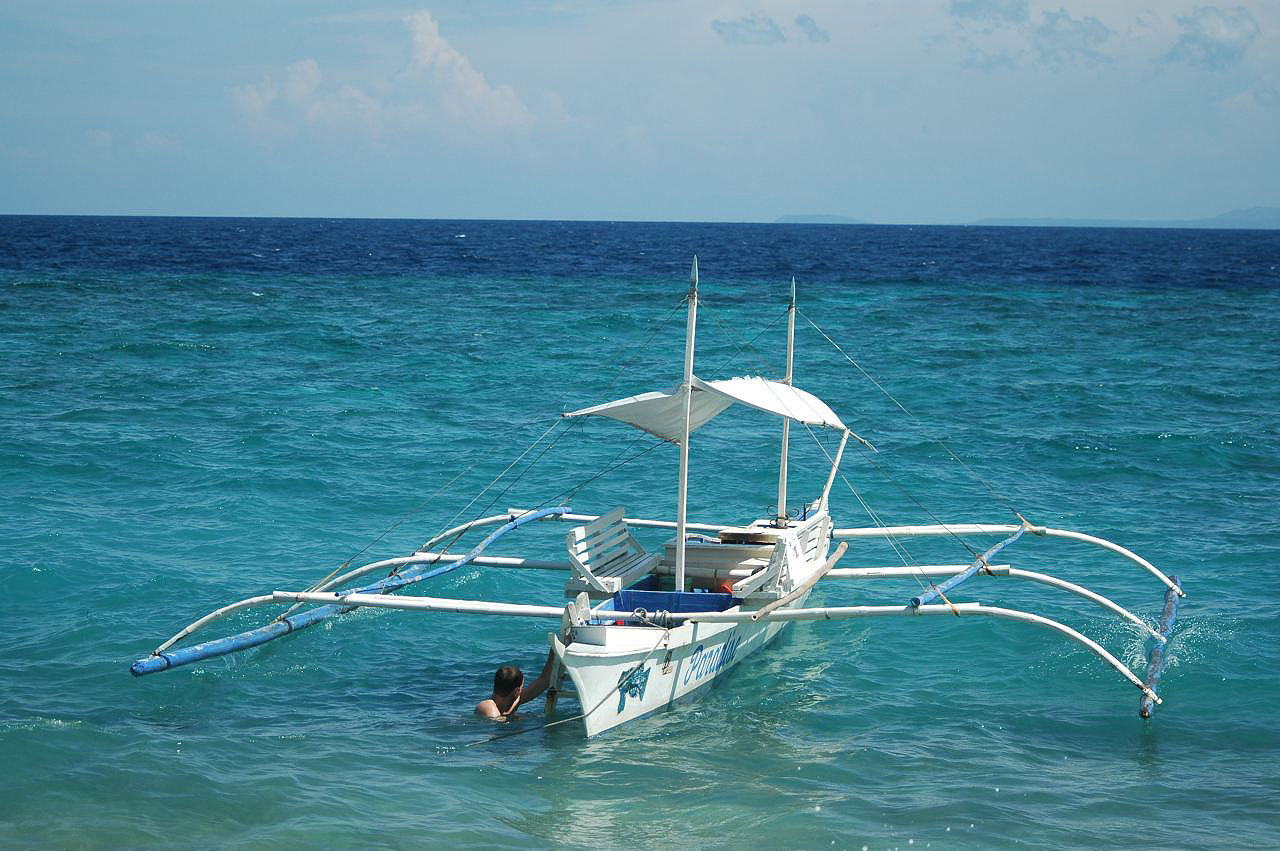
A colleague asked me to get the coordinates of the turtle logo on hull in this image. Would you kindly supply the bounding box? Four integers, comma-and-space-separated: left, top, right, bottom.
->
616, 665, 650, 713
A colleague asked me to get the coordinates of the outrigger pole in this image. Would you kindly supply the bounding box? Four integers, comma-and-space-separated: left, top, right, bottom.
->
674, 256, 699, 593
833, 523, 1184, 596
264, 590, 1161, 706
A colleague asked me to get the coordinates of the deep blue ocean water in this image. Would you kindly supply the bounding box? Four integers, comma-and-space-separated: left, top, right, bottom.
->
1, 216, 1278, 848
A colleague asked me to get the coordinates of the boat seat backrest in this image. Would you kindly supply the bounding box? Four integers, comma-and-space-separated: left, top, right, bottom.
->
733, 534, 803, 596
565, 506, 659, 596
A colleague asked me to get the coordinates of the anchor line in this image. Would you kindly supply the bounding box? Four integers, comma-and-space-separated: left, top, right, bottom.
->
417, 417, 567, 556
551, 438, 665, 507
685, 298, 1037, 613
700, 300, 790, 376
803, 425, 930, 592
262, 295, 690, 640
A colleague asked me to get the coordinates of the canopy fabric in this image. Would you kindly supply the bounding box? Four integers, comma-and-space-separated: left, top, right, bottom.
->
563, 375, 846, 443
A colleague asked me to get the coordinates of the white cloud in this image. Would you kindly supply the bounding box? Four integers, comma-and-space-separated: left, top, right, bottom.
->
230, 77, 278, 120
1035, 8, 1111, 64
795, 14, 831, 43
404, 11, 531, 129
231, 11, 535, 140
306, 84, 382, 128
1164, 5, 1259, 69
709, 12, 833, 46
947, 0, 1029, 27
282, 59, 321, 105
1221, 71, 1280, 111
711, 15, 786, 46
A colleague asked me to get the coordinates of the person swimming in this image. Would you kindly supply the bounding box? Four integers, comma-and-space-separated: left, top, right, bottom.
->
475, 648, 556, 721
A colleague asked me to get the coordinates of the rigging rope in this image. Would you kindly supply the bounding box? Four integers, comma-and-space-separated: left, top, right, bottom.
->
700, 297, 983, 597
798, 307, 1025, 522
293, 411, 571, 607
406, 294, 688, 569
419, 417, 566, 556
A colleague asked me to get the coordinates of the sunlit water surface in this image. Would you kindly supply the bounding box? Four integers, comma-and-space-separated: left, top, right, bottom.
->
1, 217, 1277, 847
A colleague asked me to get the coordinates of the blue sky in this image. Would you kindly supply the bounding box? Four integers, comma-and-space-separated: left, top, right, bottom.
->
1, 1, 1276, 222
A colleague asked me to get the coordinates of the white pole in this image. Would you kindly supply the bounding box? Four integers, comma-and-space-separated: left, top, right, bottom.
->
675, 257, 699, 592
820, 430, 850, 508
776, 277, 796, 525
272, 590, 566, 619
831, 523, 1182, 595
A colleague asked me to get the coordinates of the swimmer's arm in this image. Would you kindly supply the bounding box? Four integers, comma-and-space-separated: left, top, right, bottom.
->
517, 649, 557, 703
475, 698, 504, 720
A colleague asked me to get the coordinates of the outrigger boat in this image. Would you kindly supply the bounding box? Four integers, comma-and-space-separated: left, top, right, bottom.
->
130, 259, 1184, 736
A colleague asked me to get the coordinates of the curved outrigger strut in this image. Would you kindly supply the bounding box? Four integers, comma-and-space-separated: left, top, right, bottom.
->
830, 521, 1184, 713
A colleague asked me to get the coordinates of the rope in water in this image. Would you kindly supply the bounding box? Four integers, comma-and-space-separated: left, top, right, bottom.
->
296, 294, 688, 600
288, 413, 569, 611
469, 626, 671, 746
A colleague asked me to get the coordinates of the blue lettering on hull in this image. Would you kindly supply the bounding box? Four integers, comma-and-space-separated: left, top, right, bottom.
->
682, 632, 742, 687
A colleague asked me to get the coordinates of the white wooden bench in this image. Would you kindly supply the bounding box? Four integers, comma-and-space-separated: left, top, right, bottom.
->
564, 506, 660, 598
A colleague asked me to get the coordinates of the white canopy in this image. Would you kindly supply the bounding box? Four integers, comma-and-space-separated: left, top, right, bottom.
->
563, 375, 846, 443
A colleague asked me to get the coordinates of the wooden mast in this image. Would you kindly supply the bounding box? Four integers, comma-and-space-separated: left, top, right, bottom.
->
776, 277, 796, 525
675, 256, 699, 592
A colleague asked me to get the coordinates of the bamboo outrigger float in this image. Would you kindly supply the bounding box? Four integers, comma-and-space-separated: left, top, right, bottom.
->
130, 259, 1184, 737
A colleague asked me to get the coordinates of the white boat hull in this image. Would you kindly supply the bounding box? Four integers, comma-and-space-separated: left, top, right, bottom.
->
556, 538, 824, 738
555, 601, 801, 737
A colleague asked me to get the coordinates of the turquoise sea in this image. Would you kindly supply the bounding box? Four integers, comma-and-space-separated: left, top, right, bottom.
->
1, 216, 1278, 848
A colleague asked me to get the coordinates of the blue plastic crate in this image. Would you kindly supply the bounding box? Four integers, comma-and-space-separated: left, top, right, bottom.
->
602, 588, 737, 614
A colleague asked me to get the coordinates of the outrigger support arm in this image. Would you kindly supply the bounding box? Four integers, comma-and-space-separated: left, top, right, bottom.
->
820, 430, 850, 509
152, 555, 573, 655
833, 523, 1183, 596
147, 508, 734, 659
272, 590, 567, 619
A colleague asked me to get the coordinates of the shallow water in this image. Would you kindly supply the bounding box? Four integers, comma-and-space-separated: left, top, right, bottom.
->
1, 216, 1278, 847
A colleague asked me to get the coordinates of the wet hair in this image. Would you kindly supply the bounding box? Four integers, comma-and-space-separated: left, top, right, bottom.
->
493, 665, 524, 697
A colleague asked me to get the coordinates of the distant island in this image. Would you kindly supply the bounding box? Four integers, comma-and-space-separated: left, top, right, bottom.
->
973, 206, 1280, 229
775, 207, 1280, 229
774, 214, 866, 224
